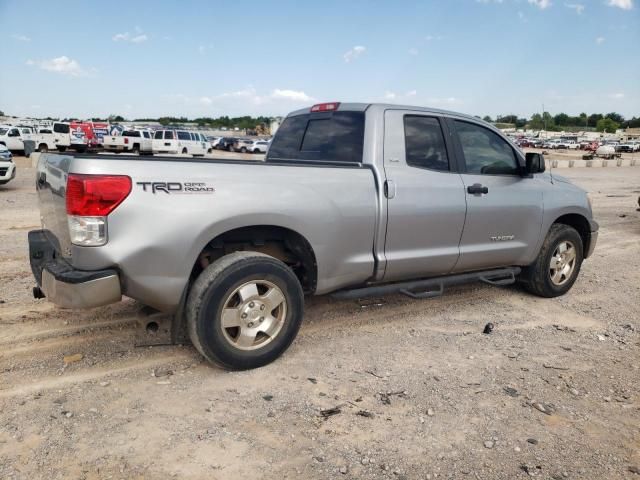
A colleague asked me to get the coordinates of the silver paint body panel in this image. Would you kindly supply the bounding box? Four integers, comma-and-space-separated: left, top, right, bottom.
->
34, 103, 597, 312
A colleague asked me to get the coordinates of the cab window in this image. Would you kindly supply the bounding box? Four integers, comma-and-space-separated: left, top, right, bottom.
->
404, 116, 450, 171
454, 120, 519, 175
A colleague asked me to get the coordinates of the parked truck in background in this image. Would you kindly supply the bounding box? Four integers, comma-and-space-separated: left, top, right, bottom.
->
0, 144, 16, 185
103, 129, 153, 154
29, 102, 598, 370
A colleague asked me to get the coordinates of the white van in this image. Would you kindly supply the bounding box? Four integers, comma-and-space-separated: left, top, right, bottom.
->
152, 130, 208, 156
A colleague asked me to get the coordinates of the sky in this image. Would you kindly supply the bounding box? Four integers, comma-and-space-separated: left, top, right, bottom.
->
0, 0, 638, 120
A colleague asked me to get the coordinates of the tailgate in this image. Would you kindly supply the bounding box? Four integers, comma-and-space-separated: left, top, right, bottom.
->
36, 153, 74, 259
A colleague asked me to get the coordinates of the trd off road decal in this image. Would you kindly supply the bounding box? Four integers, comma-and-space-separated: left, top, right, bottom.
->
136, 182, 215, 194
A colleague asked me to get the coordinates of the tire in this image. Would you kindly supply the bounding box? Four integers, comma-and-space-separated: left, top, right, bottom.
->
38, 144, 48, 153
519, 224, 583, 298
240, 147, 247, 153
132, 144, 140, 155
182, 148, 188, 155
187, 251, 304, 370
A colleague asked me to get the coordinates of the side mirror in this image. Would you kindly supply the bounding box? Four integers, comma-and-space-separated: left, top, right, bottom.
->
525, 152, 545, 175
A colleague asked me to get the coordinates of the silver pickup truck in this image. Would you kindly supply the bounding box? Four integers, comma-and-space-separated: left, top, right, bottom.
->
29, 102, 598, 370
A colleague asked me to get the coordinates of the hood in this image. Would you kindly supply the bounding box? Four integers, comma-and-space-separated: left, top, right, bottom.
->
551, 173, 573, 185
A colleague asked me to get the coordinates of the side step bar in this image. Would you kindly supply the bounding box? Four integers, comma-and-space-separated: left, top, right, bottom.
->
331, 267, 521, 300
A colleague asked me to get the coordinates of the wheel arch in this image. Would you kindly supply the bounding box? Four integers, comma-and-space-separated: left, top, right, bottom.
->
188, 224, 318, 295
551, 213, 592, 258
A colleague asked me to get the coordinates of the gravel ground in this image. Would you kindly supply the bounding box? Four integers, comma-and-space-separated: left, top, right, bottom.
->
0, 161, 639, 479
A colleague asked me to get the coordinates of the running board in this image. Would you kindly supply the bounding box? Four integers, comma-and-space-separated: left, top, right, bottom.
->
331, 267, 521, 300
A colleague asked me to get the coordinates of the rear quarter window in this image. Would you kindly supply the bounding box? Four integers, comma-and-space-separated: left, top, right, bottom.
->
267, 111, 365, 163
178, 131, 190, 140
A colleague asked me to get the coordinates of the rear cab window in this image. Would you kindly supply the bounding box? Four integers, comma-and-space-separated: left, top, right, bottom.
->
266, 111, 365, 164
404, 116, 450, 171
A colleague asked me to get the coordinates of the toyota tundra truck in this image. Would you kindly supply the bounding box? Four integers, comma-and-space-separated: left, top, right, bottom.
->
28, 102, 598, 370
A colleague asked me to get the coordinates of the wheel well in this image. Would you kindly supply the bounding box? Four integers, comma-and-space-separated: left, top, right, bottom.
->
190, 226, 318, 294
553, 214, 591, 254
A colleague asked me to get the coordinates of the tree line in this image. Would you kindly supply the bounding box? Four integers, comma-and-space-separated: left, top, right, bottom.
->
481, 112, 639, 133
3, 109, 637, 133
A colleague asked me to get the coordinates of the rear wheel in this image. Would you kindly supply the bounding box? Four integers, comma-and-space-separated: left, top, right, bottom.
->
182, 148, 188, 155
520, 224, 583, 298
187, 252, 304, 370
240, 147, 247, 153
132, 144, 140, 155
38, 144, 48, 153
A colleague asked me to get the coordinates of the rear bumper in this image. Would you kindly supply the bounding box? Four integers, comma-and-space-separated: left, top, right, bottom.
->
28, 230, 122, 309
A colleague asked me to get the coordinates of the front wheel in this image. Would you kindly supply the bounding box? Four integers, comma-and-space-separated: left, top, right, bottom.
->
186, 252, 304, 370
519, 224, 583, 298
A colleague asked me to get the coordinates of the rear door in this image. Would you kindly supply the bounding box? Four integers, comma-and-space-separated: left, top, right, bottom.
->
449, 119, 543, 272
381, 110, 467, 282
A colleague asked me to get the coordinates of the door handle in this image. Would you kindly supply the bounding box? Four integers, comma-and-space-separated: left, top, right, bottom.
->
384, 180, 396, 199
467, 183, 488, 195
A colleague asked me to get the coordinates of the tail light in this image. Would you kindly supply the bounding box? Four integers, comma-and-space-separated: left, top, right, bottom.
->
66, 174, 131, 216
310, 102, 340, 112
124, 137, 129, 144
66, 174, 131, 246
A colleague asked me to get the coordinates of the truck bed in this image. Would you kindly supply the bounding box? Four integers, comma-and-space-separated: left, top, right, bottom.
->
35, 152, 378, 311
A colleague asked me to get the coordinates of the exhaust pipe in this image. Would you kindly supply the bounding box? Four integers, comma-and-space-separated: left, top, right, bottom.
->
33, 286, 46, 299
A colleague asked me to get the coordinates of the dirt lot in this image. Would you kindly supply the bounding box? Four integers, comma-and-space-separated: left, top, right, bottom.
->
1, 160, 639, 479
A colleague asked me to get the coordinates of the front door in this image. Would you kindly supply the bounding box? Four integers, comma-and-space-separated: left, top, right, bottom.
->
449, 119, 543, 272
382, 110, 467, 282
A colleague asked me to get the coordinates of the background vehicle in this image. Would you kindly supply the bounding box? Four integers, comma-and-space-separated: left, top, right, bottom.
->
556, 140, 580, 149
217, 137, 237, 151
617, 141, 640, 153
152, 129, 178, 154
28, 102, 598, 370
595, 145, 619, 159
103, 130, 153, 154
52, 122, 88, 153
233, 138, 254, 153
0, 126, 26, 151
188, 132, 208, 156
152, 130, 207, 156
28, 128, 58, 153
208, 136, 222, 149
542, 139, 561, 149
0, 144, 16, 185
247, 139, 270, 153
